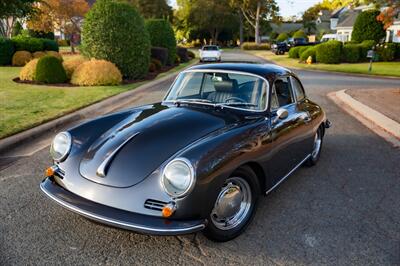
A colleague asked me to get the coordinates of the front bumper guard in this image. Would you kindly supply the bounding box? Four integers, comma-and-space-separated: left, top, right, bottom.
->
40, 178, 206, 235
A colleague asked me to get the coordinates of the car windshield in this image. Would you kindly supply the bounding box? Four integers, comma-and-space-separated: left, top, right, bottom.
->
164, 71, 267, 111
203, 46, 218, 51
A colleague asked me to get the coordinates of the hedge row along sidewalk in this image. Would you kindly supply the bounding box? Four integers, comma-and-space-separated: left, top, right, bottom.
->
248, 51, 400, 78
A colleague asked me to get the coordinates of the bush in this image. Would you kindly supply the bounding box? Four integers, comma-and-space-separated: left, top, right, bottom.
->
175, 54, 181, 64
57, 39, 69, 47
148, 62, 156, 72
151, 58, 162, 70
241, 42, 270, 50
300, 47, 316, 62
63, 58, 87, 79
12, 51, 32, 66
33, 51, 46, 59
12, 36, 43, 52
187, 50, 195, 59
288, 47, 301, 59
28, 30, 55, 40
35, 55, 67, 83
359, 40, 376, 60
145, 19, 176, 65
395, 43, 400, 59
151, 47, 168, 65
19, 58, 39, 81
376, 43, 396, 61
42, 39, 59, 52
276, 33, 289, 42
81, 0, 151, 79
298, 46, 309, 56
176, 46, 189, 63
316, 40, 342, 64
71, 59, 122, 86
343, 44, 361, 63
0, 37, 15, 65
45, 51, 62, 61
352, 10, 386, 43
293, 30, 307, 39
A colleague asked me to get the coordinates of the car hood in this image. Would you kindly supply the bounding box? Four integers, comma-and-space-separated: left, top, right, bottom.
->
79, 103, 233, 188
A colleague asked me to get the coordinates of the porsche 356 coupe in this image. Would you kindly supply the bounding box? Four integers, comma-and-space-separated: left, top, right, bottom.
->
41, 63, 330, 242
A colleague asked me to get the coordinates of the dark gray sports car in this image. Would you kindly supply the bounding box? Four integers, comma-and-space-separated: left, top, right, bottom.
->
41, 63, 330, 241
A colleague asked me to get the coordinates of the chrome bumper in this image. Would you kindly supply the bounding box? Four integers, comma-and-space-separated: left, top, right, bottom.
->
40, 178, 206, 235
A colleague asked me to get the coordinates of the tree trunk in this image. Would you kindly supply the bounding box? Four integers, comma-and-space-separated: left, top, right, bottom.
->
239, 12, 244, 46
255, 1, 261, 44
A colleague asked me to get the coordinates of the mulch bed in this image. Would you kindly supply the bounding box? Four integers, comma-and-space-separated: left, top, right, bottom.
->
12, 64, 179, 87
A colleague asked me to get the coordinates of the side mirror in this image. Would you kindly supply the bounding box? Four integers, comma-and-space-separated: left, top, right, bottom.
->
198, 49, 202, 52
273, 108, 288, 124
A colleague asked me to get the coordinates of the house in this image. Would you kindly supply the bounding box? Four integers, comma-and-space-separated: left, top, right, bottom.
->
330, 7, 348, 31
335, 10, 360, 42
385, 10, 400, 43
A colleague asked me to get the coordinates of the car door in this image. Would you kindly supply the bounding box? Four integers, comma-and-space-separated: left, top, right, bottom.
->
267, 76, 310, 185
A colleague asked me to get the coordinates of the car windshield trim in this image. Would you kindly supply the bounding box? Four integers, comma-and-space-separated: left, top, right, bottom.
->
163, 69, 270, 113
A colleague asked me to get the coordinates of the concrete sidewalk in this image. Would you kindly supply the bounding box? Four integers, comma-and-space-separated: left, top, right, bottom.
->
328, 89, 400, 147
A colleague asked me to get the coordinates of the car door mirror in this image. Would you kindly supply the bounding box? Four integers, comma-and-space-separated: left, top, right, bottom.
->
198, 49, 202, 52
273, 108, 288, 124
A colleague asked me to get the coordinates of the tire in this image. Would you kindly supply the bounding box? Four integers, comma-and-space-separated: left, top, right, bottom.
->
305, 127, 323, 166
203, 166, 259, 242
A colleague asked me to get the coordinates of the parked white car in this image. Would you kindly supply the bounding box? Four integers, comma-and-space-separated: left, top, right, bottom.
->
321, 34, 338, 42
199, 45, 222, 62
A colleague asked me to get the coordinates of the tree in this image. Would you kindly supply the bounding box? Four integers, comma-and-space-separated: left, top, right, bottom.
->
122, 0, 172, 21
276, 32, 288, 42
293, 30, 307, 39
231, 0, 279, 44
27, 0, 89, 52
0, 0, 38, 37
364, 0, 400, 29
352, 10, 386, 42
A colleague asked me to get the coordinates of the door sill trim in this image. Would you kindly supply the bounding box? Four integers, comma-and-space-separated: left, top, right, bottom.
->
265, 154, 311, 195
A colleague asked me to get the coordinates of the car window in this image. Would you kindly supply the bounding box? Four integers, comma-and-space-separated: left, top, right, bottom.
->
291, 77, 306, 101
175, 72, 203, 98
271, 77, 294, 108
203, 46, 218, 51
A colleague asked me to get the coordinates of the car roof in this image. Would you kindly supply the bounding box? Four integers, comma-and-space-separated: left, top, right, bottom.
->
187, 63, 292, 78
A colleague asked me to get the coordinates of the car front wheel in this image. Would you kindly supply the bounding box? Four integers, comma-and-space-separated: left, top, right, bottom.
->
203, 166, 259, 242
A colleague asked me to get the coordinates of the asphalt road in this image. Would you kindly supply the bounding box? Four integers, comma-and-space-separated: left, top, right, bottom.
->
1, 51, 400, 265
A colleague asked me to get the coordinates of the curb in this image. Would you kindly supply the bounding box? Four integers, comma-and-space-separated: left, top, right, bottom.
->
0, 60, 198, 155
328, 89, 400, 147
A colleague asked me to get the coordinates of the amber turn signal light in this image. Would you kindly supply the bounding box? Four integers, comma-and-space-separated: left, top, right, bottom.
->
162, 202, 176, 218
45, 166, 57, 177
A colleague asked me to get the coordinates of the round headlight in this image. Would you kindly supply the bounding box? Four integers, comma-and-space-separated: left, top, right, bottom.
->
162, 158, 195, 197
50, 132, 72, 162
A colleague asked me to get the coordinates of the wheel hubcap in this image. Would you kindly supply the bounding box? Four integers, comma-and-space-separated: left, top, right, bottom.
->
210, 177, 252, 230
312, 131, 322, 159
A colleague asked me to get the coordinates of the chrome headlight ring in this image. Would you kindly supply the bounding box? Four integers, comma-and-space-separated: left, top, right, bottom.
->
50, 131, 72, 162
161, 158, 195, 198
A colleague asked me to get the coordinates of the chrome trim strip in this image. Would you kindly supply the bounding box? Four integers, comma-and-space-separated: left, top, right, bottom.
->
96, 132, 140, 177
40, 182, 206, 234
265, 154, 311, 195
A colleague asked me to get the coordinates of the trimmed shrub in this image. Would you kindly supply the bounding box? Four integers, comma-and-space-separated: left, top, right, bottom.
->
376, 43, 396, 61
293, 30, 307, 39
42, 39, 59, 52
63, 58, 87, 79
187, 50, 195, 59
19, 58, 39, 81
29, 30, 55, 40
145, 19, 176, 65
276, 32, 289, 42
0, 37, 15, 65
33, 51, 46, 59
57, 39, 69, 47
352, 10, 386, 43
151, 58, 162, 70
81, 0, 151, 79
12, 51, 32, 66
300, 47, 316, 62
298, 46, 309, 56
359, 40, 377, 60
151, 47, 168, 65
343, 44, 361, 63
35, 55, 67, 83
316, 40, 342, 64
288, 46, 301, 59
149, 62, 156, 72
71, 59, 122, 86
241, 42, 270, 50
12, 36, 43, 52
176, 46, 189, 63
395, 43, 400, 59
45, 51, 62, 61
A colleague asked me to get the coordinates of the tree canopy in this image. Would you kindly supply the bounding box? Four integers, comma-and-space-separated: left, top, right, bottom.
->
121, 0, 172, 21
352, 9, 386, 42
0, 0, 38, 37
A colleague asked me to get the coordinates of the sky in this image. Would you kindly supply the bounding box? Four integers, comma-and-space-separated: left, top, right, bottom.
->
169, 0, 322, 18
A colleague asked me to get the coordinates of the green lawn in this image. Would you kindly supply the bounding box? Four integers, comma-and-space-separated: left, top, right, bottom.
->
248, 51, 400, 77
0, 58, 197, 139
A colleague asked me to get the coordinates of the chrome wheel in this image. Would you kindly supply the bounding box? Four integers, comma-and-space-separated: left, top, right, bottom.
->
311, 130, 322, 159
210, 177, 252, 230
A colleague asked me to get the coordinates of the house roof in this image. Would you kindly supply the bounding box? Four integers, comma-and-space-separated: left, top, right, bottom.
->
331, 7, 347, 19
337, 10, 360, 28
270, 23, 303, 34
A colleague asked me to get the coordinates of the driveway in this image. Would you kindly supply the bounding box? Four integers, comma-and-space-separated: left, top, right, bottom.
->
1, 50, 399, 265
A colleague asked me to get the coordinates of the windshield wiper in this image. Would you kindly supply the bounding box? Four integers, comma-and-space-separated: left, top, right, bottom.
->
173, 99, 213, 107
216, 102, 258, 108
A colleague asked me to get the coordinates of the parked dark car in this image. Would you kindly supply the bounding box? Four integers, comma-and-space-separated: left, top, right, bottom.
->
41, 63, 330, 242
271, 42, 289, 55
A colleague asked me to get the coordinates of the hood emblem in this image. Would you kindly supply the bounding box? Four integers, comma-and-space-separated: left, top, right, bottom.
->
96, 132, 140, 177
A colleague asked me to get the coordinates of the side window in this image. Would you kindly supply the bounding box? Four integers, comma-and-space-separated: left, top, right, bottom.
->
291, 76, 306, 101
271, 77, 294, 109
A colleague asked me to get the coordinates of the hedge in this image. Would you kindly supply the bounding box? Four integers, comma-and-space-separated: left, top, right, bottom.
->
293, 30, 307, 39
176, 46, 189, 63
241, 42, 270, 50
0, 37, 15, 65
276, 33, 289, 42
35, 55, 67, 83
82, 0, 151, 79
71, 59, 122, 86
395, 43, 400, 59
352, 10, 386, 43
145, 19, 176, 65
343, 44, 360, 63
42, 39, 59, 51
151, 47, 168, 66
359, 40, 376, 60
11, 36, 59, 52
300, 47, 316, 62
288, 46, 301, 59
316, 40, 342, 64
376, 43, 396, 61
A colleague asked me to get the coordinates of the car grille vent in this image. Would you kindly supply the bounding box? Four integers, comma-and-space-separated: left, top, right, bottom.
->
144, 199, 167, 211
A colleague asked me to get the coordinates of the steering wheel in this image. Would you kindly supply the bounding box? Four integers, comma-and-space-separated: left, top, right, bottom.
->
224, 97, 246, 104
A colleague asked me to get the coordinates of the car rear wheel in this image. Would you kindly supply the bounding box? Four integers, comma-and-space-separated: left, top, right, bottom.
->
305, 127, 323, 166
203, 166, 259, 242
